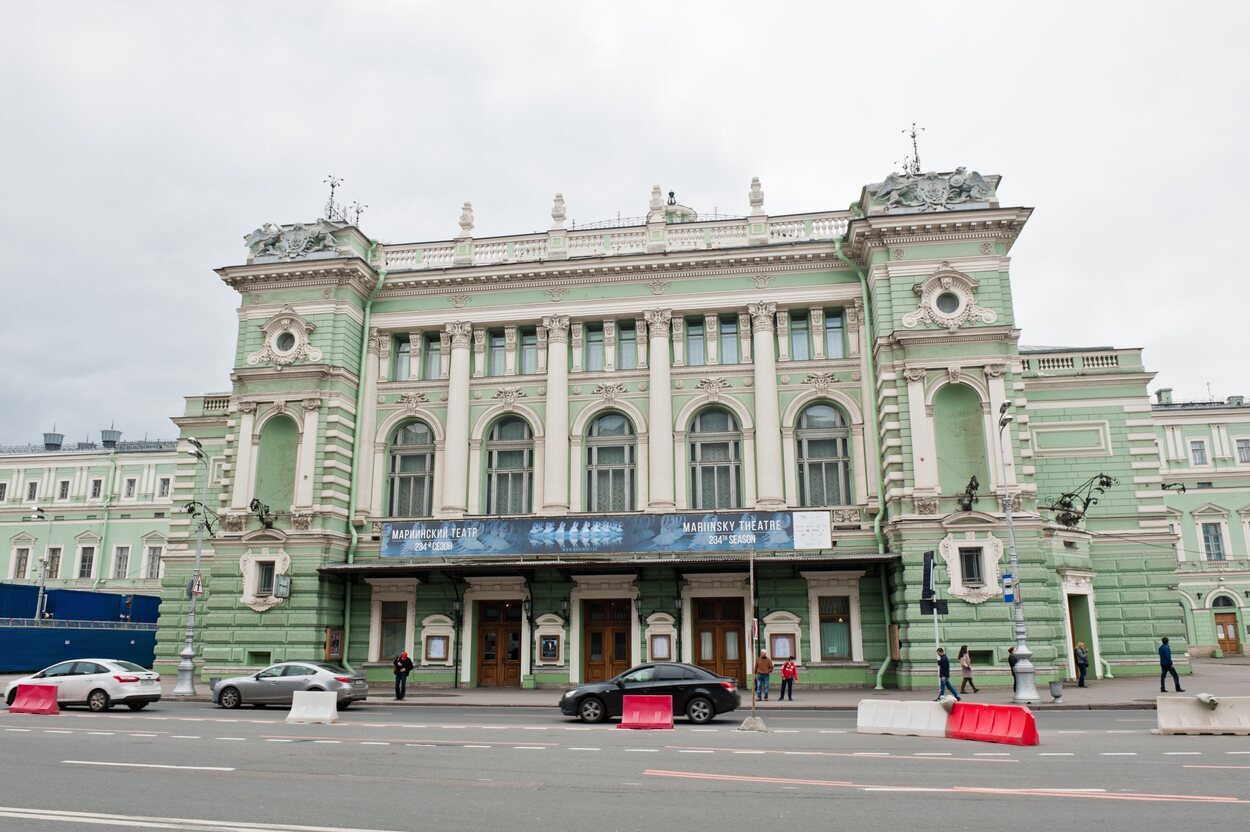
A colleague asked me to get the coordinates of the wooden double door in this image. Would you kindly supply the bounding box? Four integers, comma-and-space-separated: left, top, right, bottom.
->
583, 599, 632, 683
477, 600, 523, 687
694, 596, 745, 685
1216, 613, 1242, 654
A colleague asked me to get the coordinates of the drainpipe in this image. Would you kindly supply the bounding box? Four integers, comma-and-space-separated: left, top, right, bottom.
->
834, 237, 892, 689
342, 244, 384, 670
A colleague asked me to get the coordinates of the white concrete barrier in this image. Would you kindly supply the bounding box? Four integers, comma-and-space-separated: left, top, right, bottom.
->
286, 690, 339, 725
856, 699, 948, 738
1157, 695, 1250, 735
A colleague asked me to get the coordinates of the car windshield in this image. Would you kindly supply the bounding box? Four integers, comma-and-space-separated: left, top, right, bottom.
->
111, 660, 148, 672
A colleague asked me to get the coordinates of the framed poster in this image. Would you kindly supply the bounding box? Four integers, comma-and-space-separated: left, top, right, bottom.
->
425, 634, 449, 661
540, 635, 561, 662
649, 633, 672, 661
769, 633, 795, 661
324, 627, 344, 662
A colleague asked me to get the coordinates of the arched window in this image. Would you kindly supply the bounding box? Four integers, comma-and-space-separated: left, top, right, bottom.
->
1212, 595, 1236, 608
486, 418, 533, 515
586, 413, 636, 512
689, 408, 742, 509
254, 415, 299, 513
388, 421, 435, 517
796, 404, 852, 506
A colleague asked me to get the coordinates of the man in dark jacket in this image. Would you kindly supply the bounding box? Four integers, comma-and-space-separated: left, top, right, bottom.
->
1074, 642, 1089, 687
935, 648, 960, 701
1159, 637, 1184, 693
393, 651, 415, 700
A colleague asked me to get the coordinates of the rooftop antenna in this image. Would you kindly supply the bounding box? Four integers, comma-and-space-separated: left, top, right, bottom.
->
349, 200, 368, 225
902, 122, 925, 175
1207, 382, 1213, 400
324, 174, 344, 221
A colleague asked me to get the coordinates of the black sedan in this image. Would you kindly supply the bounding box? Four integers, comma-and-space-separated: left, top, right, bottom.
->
559, 662, 741, 724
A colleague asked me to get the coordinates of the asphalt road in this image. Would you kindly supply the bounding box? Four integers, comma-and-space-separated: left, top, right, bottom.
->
1, 701, 1247, 831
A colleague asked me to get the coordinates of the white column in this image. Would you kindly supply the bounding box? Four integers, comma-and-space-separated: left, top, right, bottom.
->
645, 309, 675, 511
905, 368, 939, 493
748, 303, 785, 509
231, 403, 257, 510
542, 315, 571, 513
986, 367, 1015, 489
353, 329, 381, 516
440, 321, 473, 515
294, 398, 320, 507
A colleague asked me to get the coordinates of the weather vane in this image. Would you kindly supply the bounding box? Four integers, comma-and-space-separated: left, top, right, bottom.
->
324, 174, 344, 221
901, 123, 925, 175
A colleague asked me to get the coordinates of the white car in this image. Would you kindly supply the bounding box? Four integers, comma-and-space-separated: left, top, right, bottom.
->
4, 659, 162, 712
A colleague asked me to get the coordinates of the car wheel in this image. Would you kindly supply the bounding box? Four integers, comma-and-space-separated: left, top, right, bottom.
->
218, 687, 242, 709
5, 689, 14, 707
336, 701, 352, 711
127, 702, 149, 711
578, 696, 607, 723
87, 689, 112, 712
686, 696, 715, 724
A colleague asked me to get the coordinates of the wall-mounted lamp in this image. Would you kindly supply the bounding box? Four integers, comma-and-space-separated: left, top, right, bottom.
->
522, 598, 532, 620
674, 596, 683, 612
559, 597, 570, 616
633, 596, 643, 618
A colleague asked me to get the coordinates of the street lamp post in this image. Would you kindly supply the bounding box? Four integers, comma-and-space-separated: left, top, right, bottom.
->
32, 506, 53, 620
997, 403, 1041, 704
172, 438, 208, 697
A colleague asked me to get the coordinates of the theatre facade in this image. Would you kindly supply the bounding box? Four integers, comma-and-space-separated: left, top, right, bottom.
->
152, 170, 1201, 690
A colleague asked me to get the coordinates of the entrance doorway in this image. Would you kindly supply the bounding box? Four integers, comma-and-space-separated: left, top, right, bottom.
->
583, 599, 632, 683
693, 597, 745, 685
1214, 596, 1241, 654
477, 600, 523, 687
1066, 593, 1095, 680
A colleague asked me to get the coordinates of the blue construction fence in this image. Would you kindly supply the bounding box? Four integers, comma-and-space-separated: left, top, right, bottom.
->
0, 584, 160, 672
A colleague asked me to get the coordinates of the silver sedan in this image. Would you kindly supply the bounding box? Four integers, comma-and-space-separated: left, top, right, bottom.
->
210, 662, 368, 710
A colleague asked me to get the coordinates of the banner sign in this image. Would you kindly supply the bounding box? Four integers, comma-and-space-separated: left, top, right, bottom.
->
381, 511, 832, 558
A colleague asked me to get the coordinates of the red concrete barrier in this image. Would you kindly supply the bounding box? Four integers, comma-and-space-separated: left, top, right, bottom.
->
947, 702, 1038, 746
9, 684, 60, 715
617, 695, 674, 730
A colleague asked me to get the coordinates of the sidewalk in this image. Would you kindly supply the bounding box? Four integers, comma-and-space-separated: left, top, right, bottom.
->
6, 657, 1245, 711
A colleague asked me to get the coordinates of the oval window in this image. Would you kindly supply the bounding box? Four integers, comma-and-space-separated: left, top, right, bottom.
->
276, 332, 296, 352
935, 292, 961, 314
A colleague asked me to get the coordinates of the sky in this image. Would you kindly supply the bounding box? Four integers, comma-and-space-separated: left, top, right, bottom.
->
1, 1, 1246, 445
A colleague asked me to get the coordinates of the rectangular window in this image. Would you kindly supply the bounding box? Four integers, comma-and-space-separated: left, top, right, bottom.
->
124, 478, 136, 498
145, 546, 163, 579
790, 311, 811, 360
824, 309, 846, 359
13, 547, 29, 579
617, 323, 637, 370
46, 547, 61, 579
719, 316, 739, 364
818, 596, 851, 660
78, 546, 95, 579
90, 479, 102, 499
113, 546, 130, 579
1191, 440, 1208, 465
519, 327, 538, 375
256, 561, 276, 596
58, 481, 70, 500
422, 334, 442, 380
392, 335, 411, 380
158, 478, 170, 498
585, 323, 605, 371
487, 330, 506, 376
381, 600, 407, 658
686, 318, 705, 366
959, 547, 984, 586
0, 483, 6, 502
1202, 522, 1225, 561
26, 482, 37, 501
1238, 438, 1250, 464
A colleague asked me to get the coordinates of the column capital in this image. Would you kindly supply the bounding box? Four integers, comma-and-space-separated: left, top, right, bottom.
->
644, 308, 672, 336
542, 314, 571, 344
445, 321, 473, 349
367, 327, 381, 354
747, 302, 777, 332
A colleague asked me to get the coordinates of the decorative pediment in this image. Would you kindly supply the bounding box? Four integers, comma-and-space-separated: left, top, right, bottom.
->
241, 526, 288, 543
9, 532, 35, 545
1192, 502, 1230, 516
940, 510, 1000, 530
74, 530, 101, 543
247, 305, 323, 367
902, 265, 997, 332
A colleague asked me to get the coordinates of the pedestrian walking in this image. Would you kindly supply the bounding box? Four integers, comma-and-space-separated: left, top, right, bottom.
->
754, 649, 774, 701
1158, 636, 1184, 693
1074, 642, 1089, 687
958, 645, 979, 693
779, 658, 797, 701
393, 650, 414, 700
935, 648, 960, 700
1007, 646, 1018, 694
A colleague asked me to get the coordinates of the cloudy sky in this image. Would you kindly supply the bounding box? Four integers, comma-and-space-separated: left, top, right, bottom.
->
1, 1, 1245, 445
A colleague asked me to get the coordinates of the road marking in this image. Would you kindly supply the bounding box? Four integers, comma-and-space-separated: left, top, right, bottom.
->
1105, 730, 1137, 733
406, 743, 436, 747
62, 760, 235, 772
819, 730, 846, 734
1056, 730, 1086, 734
735, 751, 768, 755
521, 727, 549, 731
854, 752, 889, 756
4, 729, 31, 732
974, 753, 1010, 757
1039, 753, 1074, 756
678, 750, 714, 754
0, 805, 410, 831
216, 737, 246, 742
1165, 752, 1202, 756
131, 733, 158, 738
87, 732, 115, 736
44, 730, 72, 734
774, 730, 799, 733
625, 748, 659, 752
692, 728, 719, 732
1226, 751, 1250, 755
570, 747, 600, 751
266, 739, 293, 742
464, 745, 491, 749
1186, 764, 1250, 770
914, 752, 952, 756
171, 735, 201, 740
1100, 753, 1137, 756
863, 787, 946, 792
360, 742, 390, 746
315, 740, 341, 744
513, 746, 546, 750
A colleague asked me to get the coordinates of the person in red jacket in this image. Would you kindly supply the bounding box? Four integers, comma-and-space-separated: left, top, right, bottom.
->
779, 657, 798, 701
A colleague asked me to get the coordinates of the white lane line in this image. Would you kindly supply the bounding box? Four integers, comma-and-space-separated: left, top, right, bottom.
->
784, 752, 823, 756
1100, 752, 1137, 756
215, 737, 246, 742
625, 748, 659, 753
1165, 752, 1202, 756
0, 805, 410, 831
130, 734, 157, 738
974, 753, 1010, 757
62, 760, 235, 772
464, 745, 491, 749
853, 752, 889, 757
570, 747, 601, 751
4, 729, 32, 732
736, 751, 768, 755
406, 743, 436, 747
171, 735, 201, 740
482, 726, 508, 730
774, 730, 799, 733
819, 730, 846, 734
401, 724, 428, 728
44, 730, 72, 734
86, 732, 115, 736
678, 750, 714, 754
914, 752, 952, 756
1039, 753, 1074, 756
1045, 788, 1107, 793
863, 787, 946, 792
513, 746, 546, 750
314, 740, 341, 744
361, 742, 390, 746
1105, 730, 1139, 734
521, 727, 549, 731
1056, 730, 1086, 734
1227, 751, 1250, 755
266, 739, 293, 743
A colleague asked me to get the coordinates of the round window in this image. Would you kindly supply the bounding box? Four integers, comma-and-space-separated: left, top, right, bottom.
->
935, 292, 961, 314
275, 331, 297, 352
